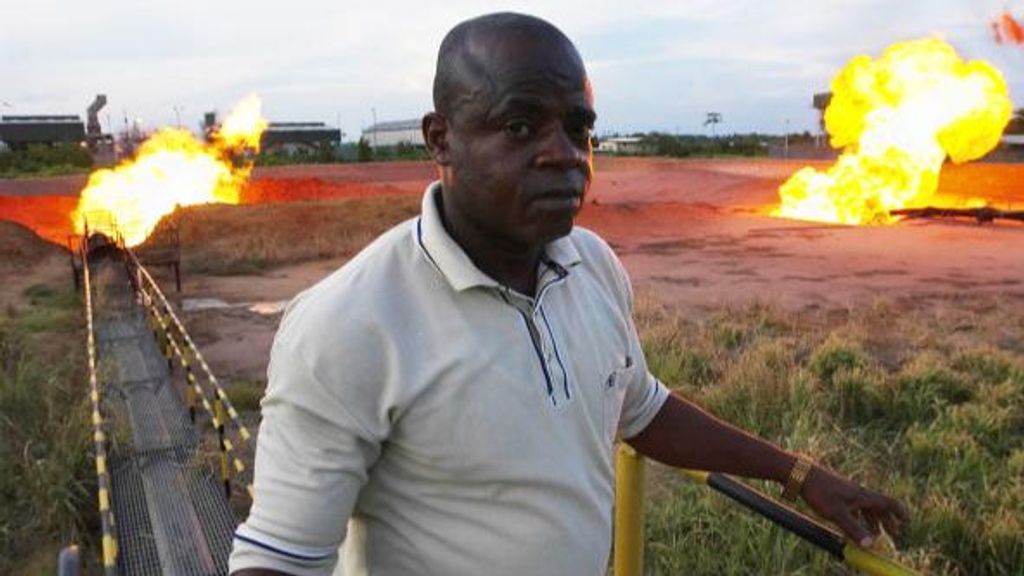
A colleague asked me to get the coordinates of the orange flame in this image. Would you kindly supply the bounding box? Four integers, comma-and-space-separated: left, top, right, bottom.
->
775, 38, 1013, 225
993, 12, 1024, 45
71, 95, 267, 246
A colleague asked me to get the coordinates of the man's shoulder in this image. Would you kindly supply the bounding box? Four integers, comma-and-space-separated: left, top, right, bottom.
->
568, 225, 627, 279
566, 225, 633, 306
278, 217, 421, 338
568, 225, 616, 261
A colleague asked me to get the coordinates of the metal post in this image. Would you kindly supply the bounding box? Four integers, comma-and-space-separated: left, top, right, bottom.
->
57, 545, 81, 576
186, 377, 196, 424
215, 398, 231, 498
614, 444, 646, 576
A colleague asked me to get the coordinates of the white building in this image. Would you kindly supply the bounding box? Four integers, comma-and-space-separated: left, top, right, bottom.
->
361, 119, 423, 148
596, 136, 647, 155
1003, 134, 1024, 147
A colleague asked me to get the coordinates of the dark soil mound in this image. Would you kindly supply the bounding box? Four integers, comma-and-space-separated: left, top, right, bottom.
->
0, 220, 67, 270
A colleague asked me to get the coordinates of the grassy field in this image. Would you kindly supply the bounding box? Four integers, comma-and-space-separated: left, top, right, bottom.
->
634, 294, 1024, 574
0, 283, 95, 575
140, 194, 421, 275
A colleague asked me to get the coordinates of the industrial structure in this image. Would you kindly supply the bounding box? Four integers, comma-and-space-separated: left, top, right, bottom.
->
0, 115, 86, 150
361, 119, 423, 148
261, 122, 341, 154
86, 95, 114, 152
0, 94, 112, 153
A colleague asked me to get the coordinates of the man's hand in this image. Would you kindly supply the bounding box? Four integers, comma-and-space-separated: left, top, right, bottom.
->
799, 465, 909, 549
628, 394, 910, 549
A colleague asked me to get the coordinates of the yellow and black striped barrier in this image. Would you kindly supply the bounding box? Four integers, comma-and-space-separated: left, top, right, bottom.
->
613, 446, 919, 576
82, 233, 119, 576
129, 255, 255, 501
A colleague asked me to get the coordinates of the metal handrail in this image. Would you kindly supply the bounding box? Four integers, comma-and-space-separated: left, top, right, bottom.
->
612, 446, 920, 575
126, 250, 255, 499
81, 229, 119, 575
143, 294, 254, 499
128, 250, 255, 447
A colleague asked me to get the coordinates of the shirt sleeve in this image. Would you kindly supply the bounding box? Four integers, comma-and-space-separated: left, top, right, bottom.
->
229, 328, 386, 576
617, 313, 670, 440
602, 239, 670, 440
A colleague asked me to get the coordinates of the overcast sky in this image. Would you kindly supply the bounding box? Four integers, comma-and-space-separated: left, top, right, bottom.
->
2, 1, 1022, 140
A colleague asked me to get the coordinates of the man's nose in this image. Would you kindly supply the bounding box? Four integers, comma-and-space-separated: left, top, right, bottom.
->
535, 126, 590, 171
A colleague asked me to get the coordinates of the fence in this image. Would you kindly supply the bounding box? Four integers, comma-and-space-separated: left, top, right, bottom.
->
612, 445, 920, 575
81, 228, 119, 575
128, 250, 255, 500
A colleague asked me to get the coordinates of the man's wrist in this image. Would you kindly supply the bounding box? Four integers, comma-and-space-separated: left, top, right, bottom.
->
781, 455, 814, 502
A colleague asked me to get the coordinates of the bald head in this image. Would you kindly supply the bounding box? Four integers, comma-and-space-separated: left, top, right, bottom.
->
432, 13, 586, 118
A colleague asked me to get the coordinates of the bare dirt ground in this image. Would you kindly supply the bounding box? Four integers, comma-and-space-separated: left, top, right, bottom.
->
2, 157, 1022, 384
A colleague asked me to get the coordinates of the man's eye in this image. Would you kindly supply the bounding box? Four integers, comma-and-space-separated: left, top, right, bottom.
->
504, 121, 533, 140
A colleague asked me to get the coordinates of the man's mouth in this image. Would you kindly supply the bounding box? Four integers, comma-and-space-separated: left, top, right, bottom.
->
531, 188, 583, 211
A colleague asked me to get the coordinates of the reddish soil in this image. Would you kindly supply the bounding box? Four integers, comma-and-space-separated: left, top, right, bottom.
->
3, 157, 1022, 380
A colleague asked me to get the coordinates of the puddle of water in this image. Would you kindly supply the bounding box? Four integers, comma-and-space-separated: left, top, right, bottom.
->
248, 301, 288, 316
182, 297, 230, 312
182, 297, 288, 316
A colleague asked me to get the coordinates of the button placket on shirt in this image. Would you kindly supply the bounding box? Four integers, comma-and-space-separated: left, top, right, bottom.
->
500, 268, 572, 408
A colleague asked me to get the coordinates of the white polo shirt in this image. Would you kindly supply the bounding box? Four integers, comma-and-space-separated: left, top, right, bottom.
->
230, 182, 670, 576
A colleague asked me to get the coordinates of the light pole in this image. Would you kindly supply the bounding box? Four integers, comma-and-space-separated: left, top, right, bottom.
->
784, 118, 790, 159
172, 105, 185, 129
704, 112, 722, 139
371, 107, 379, 149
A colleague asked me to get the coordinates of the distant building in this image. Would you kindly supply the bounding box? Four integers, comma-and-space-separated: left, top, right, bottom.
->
596, 136, 648, 155
361, 119, 423, 148
261, 122, 341, 154
1003, 134, 1024, 147
0, 115, 86, 150
990, 134, 1024, 162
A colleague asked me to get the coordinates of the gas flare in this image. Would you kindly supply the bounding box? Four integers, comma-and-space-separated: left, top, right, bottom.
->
993, 12, 1024, 45
775, 38, 1012, 225
72, 95, 267, 246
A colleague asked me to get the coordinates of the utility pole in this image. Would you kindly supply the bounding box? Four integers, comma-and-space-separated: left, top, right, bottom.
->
704, 112, 722, 138
172, 105, 184, 129
371, 107, 379, 149
784, 118, 790, 159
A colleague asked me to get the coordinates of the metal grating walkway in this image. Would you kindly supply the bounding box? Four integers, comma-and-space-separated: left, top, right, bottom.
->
92, 260, 236, 575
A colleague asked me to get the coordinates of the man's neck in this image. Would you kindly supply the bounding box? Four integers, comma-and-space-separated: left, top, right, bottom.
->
438, 195, 543, 297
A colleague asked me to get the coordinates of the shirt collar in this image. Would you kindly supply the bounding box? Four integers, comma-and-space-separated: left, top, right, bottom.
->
415, 181, 582, 293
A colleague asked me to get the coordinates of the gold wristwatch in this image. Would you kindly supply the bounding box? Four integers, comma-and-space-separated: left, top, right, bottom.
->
782, 456, 813, 502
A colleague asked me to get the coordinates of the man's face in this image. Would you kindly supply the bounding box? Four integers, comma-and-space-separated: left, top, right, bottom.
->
440, 35, 595, 248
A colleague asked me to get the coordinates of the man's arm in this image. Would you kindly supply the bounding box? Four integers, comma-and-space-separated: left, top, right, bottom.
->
627, 393, 909, 548
229, 323, 388, 576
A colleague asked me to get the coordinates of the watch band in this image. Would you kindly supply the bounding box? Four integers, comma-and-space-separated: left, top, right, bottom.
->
782, 456, 813, 502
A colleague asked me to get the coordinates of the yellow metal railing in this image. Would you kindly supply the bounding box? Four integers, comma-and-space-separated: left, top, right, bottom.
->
81, 229, 119, 575
612, 447, 920, 576
129, 250, 255, 500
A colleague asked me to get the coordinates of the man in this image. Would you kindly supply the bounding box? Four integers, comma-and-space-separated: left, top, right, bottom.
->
230, 13, 907, 576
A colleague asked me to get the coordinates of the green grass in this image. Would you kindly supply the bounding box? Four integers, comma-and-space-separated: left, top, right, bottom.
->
0, 284, 95, 574
139, 194, 421, 275
226, 378, 265, 413
634, 294, 1024, 575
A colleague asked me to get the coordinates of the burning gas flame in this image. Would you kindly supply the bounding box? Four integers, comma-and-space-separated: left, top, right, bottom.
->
775, 38, 1013, 225
72, 95, 267, 246
993, 12, 1024, 45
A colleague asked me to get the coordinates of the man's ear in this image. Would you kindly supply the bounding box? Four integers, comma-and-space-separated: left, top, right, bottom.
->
422, 112, 451, 165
